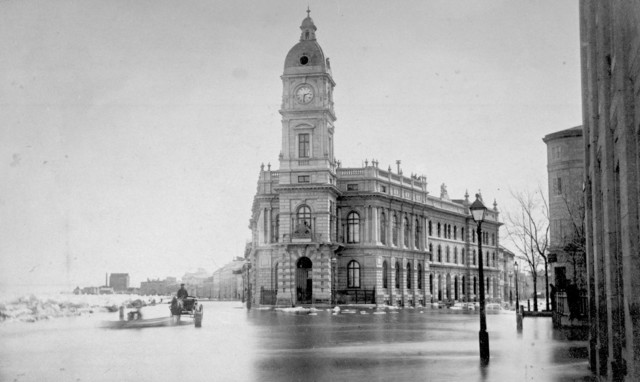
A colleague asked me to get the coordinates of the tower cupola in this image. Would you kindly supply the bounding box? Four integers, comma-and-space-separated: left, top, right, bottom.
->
284, 9, 327, 74
300, 7, 317, 41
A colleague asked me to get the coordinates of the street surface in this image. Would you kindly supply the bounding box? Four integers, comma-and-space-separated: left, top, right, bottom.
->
0, 301, 593, 381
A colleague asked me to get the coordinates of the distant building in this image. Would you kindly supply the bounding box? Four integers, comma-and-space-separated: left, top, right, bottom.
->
139, 278, 178, 296
498, 246, 516, 305
581, 1, 640, 379
81, 286, 99, 295
109, 273, 130, 292
98, 286, 114, 294
543, 126, 586, 292
212, 258, 245, 300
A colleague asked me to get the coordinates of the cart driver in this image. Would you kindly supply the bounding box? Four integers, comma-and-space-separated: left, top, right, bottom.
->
177, 284, 188, 299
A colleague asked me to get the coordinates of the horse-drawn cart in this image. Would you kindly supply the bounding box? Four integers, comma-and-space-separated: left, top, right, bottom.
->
170, 296, 204, 327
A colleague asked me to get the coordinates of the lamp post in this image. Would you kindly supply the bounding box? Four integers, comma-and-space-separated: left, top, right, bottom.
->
470, 194, 489, 364
331, 257, 337, 307
514, 261, 519, 309
508, 272, 513, 305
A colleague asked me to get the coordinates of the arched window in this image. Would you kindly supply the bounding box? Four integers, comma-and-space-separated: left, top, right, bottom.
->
448, 225, 452, 239
462, 276, 466, 296
347, 212, 360, 243
406, 262, 412, 289
454, 226, 457, 240
403, 217, 410, 247
472, 230, 476, 243
347, 260, 361, 288
454, 276, 459, 300
437, 245, 442, 262
491, 233, 495, 245
418, 264, 423, 290
380, 212, 387, 245
297, 205, 311, 227
382, 261, 388, 288
492, 252, 496, 267
473, 276, 477, 294
414, 219, 420, 248
454, 247, 458, 263
395, 262, 400, 289
437, 223, 441, 237
473, 250, 477, 265
461, 248, 465, 264
446, 246, 450, 263
461, 228, 465, 241
429, 243, 433, 261
429, 273, 434, 294
428, 221, 432, 236
392, 214, 399, 246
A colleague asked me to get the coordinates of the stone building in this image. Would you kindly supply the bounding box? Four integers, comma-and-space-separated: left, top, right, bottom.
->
498, 246, 516, 305
247, 11, 504, 308
139, 278, 176, 296
212, 258, 245, 300
580, 1, 640, 380
108, 273, 130, 292
543, 126, 586, 291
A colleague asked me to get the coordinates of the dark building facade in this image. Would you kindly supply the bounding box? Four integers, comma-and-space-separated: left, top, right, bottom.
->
108, 273, 130, 292
580, 1, 640, 380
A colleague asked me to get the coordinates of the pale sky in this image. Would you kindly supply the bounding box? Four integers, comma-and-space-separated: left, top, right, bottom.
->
0, 0, 581, 294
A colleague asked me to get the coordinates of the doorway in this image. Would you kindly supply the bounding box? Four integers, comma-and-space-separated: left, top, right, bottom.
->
296, 257, 313, 304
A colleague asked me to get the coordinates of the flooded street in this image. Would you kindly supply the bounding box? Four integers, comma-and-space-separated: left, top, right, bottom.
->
0, 301, 592, 381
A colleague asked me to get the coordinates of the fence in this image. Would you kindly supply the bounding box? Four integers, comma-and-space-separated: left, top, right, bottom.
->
260, 287, 277, 305
336, 289, 376, 304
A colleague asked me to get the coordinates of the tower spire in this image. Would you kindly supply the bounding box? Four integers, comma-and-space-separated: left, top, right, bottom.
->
307, 6, 310, 17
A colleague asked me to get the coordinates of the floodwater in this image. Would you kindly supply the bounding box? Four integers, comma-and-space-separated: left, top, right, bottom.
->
0, 301, 593, 382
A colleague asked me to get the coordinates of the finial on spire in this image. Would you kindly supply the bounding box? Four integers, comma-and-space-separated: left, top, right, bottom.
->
306, 6, 310, 17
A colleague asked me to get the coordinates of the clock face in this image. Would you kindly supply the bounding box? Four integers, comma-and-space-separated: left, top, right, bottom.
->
295, 85, 314, 104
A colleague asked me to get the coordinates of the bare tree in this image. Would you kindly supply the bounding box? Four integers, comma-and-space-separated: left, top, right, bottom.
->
505, 188, 550, 312
560, 191, 586, 288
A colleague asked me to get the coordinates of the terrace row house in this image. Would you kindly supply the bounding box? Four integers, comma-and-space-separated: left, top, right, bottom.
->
248, 11, 504, 307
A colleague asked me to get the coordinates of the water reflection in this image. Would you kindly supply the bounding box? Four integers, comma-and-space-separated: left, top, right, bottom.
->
0, 302, 593, 382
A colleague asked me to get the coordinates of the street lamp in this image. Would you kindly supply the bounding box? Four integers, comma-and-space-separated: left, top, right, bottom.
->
514, 261, 519, 310
331, 257, 337, 307
508, 272, 513, 305
470, 194, 489, 364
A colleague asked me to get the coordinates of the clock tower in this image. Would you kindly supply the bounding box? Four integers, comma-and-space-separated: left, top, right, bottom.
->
279, 9, 336, 185
276, 10, 339, 246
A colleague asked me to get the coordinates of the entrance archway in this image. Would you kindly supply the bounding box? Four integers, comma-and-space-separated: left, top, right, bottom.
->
296, 257, 313, 304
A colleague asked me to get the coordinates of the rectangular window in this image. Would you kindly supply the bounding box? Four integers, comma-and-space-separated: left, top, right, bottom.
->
380, 185, 386, 193
347, 184, 359, 191
298, 175, 310, 183
553, 177, 563, 195
298, 134, 310, 158
556, 177, 562, 194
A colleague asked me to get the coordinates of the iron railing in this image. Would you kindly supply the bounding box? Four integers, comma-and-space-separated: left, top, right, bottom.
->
336, 288, 376, 304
